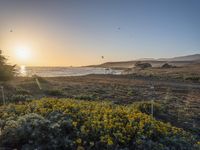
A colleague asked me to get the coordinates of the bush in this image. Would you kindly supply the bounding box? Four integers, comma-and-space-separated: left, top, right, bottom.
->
0, 98, 198, 150
135, 62, 152, 69
161, 63, 174, 68
133, 101, 164, 116
74, 93, 95, 100
44, 89, 65, 97
15, 88, 30, 95
0, 50, 16, 81
9, 94, 32, 103
184, 76, 200, 82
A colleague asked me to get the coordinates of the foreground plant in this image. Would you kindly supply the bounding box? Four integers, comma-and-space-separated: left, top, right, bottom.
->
0, 98, 199, 150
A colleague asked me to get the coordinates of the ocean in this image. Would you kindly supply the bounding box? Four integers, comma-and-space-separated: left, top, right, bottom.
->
18, 66, 123, 77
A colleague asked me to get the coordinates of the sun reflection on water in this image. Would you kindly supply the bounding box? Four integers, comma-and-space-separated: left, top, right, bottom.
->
20, 65, 27, 76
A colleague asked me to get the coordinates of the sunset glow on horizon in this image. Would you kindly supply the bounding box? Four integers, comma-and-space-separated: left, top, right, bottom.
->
0, 0, 199, 66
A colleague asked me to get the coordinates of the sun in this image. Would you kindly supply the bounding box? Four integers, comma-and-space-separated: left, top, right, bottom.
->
16, 48, 31, 60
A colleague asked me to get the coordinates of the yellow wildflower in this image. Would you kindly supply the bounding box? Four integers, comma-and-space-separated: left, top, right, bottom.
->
76, 138, 82, 144
77, 146, 84, 150
107, 137, 113, 145
72, 122, 78, 127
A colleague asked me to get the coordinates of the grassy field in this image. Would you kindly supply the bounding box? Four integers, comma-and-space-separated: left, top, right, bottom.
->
0, 64, 200, 149
123, 63, 200, 82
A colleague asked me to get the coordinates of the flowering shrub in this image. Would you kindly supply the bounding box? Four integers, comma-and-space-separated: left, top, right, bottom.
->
0, 98, 199, 150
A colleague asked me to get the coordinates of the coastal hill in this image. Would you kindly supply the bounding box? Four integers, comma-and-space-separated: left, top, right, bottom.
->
158, 54, 200, 61
91, 54, 200, 69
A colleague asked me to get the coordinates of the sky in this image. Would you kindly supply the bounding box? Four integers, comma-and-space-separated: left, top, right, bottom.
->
0, 0, 200, 66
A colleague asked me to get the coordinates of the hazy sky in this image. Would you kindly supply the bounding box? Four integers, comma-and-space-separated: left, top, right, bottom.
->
0, 0, 200, 66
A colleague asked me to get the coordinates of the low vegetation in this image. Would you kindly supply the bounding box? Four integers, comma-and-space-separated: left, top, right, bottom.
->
184, 76, 200, 82
161, 63, 175, 68
44, 89, 65, 97
0, 98, 199, 150
135, 62, 152, 69
1, 74, 200, 138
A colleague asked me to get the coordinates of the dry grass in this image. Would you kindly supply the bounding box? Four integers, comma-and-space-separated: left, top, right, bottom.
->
1, 64, 200, 138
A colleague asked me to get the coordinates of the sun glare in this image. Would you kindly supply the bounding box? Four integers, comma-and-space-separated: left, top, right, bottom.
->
16, 48, 31, 60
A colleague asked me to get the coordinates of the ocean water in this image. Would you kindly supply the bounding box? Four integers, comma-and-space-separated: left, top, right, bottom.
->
18, 66, 122, 77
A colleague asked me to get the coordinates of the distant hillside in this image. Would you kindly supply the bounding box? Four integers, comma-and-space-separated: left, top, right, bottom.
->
158, 54, 200, 61
89, 54, 200, 69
